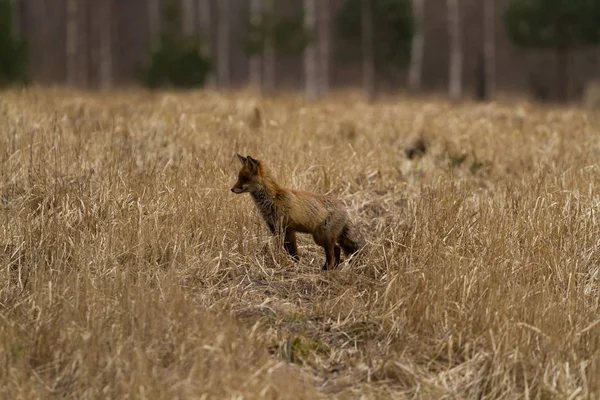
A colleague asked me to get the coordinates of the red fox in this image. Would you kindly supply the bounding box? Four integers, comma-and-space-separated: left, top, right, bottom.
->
231, 154, 365, 270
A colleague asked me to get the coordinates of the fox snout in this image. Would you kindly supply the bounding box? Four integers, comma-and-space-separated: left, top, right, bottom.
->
231, 181, 247, 194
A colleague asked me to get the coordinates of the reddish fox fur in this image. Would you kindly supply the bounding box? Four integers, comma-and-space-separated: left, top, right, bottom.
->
231, 154, 365, 270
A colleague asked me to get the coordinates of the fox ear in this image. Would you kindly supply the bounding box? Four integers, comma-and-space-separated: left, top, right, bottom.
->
236, 154, 247, 164
246, 156, 260, 173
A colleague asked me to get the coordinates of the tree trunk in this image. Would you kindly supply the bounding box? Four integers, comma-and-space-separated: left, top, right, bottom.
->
557, 46, 569, 102
66, 0, 78, 87
31, 0, 46, 82
482, 0, 495, 99
10, 0, 20, 37
304, 0, 318, 101
181, 0, 195, 36
83, 0, 91, 87
262, 0, 276, 93
318, 0, 330, 96
408, 0, 425, 91
249, 0, 262, 89
147, 0, 161, 40
198, 0, 215, 88
361, 0, 375, 101
217, 0, 230, 87
99, 0, 112, 89
447, 0, 462, 100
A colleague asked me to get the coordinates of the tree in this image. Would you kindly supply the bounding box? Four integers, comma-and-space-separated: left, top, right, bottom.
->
65, 0, 92, 87
181, 0, 194, 36
0, 0, 27, 86
244, 0, 312, 93
82, 0, 92, 87
318, 0, 331, 96
217, 0, 230, 87
304, 0, 318, 100
338, 0, 414, 94
99, 0, 112, 88
482, 0, 495, 99
504, 0, 600, 102
66, 0, 78, 86
148, 0, 161, 40
361, 0, 375, 100
10, 0, 21, 37
262, 0, 275, 93
407, 0, 425, 91
447, 0, 462, 100
249, 0, 262, 89
139, 0, 212, 88
198, 0, 215, 88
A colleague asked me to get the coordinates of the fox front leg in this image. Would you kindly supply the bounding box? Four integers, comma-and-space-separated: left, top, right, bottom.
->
284, 229, 300, 262
322, 240, 342, 271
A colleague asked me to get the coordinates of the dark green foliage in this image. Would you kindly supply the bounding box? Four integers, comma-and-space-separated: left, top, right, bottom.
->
504, 0, 600, 48
337, 0, 413, 72
0, 0, 28, 86
244, 10, 313, 56
142, 34, 212, 89
139, 0, 212, 88
504, 0, 600, 101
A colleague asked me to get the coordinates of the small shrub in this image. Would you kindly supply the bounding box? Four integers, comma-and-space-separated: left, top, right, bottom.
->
141, 34, 212, 89
139, 0, 212, 88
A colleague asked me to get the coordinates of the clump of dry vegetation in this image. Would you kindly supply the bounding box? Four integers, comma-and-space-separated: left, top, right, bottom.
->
1, 88, 599, 399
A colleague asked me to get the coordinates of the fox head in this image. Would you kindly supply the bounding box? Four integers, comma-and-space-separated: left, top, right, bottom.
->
231, 154, 262, 194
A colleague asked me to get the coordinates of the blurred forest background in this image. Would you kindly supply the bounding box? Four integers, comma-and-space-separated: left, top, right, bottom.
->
2, 0, 600, 102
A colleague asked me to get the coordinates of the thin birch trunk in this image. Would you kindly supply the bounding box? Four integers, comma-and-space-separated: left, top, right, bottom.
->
318, 0, 330, 96
83, 0, 91, 87
66, 0, 78, 87
10, 0, 20, 37
217, 0, 230, 87
408, 0, 425, 91
304, 0, 318, 101
249, 0, 262, 89
99, 0, 112, 89
361, 0, 375, 101
447, 0, 462, 100
198, 0, 215, 88
149, 0, 161, 41
483, 0, 495, 99
262, 0, 276, 93
182, 0, 195, 36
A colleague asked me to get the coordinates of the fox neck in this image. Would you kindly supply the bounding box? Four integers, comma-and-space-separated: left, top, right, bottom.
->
249, 167, 282, 232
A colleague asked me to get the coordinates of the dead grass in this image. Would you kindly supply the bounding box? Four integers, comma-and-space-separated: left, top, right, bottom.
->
1, 87, 600, 399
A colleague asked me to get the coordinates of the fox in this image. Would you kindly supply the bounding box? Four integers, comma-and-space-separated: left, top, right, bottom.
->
231, 154, 365, 270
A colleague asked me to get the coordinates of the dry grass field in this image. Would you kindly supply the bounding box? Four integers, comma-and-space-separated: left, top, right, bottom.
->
1, 88, 600, 399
